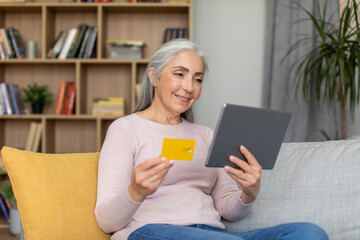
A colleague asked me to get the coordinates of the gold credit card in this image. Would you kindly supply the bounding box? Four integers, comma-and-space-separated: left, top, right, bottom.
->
161, 138, 196, 161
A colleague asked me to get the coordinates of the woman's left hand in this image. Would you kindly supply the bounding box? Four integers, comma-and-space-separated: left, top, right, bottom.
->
225, 145, 262, 204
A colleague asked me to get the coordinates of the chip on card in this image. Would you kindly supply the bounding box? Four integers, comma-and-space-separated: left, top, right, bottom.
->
161, 138, 196, 161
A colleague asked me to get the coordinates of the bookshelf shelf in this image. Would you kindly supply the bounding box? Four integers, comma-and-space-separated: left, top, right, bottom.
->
0, 0, 192, 154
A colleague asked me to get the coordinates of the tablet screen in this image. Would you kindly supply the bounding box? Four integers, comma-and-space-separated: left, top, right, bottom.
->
205, 104, 291, 170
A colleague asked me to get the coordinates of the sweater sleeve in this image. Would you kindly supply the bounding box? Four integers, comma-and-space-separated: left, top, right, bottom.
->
207, 127, 253, 221
94, 120, 141, 233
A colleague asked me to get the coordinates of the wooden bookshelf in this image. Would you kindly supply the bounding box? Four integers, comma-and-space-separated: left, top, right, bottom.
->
0, 0, 192, 154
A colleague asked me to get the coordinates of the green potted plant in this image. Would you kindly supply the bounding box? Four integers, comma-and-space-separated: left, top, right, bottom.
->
286, 0, 360, 139
22, 83, 53, 114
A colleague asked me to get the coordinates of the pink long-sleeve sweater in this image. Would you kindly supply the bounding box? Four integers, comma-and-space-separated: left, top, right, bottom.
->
94, 113, 252, 240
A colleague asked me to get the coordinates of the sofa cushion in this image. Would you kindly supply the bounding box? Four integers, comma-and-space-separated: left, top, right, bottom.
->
1, 147, 110, 240
223, 139, 360, 239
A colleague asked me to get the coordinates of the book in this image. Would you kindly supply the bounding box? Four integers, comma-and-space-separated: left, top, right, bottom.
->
61, 82, 76, 115
58, 28, 78, 59
0, 85, 5, 115
46, 31, 64, 58
8, 84, 19, 114
0, 28, 14, 58
7, 27, 25, 59
12, 84, 26, 114
48, 31, 68, 59
0, 83, 12, 115
6, 84, 16, 114
163, 28, 189, 43
0, 194, 9, 221
25, 121, 38, 151
68, 24, 88, 58
55, 81, 68, 114
83, 26, 97, 58
0, 39, 5, 59
32, 122, 42, 152
78, 26, 93, 58
0, 34, 8, 59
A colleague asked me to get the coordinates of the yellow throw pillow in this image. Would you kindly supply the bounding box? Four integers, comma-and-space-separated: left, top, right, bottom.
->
1, 146, 110, 240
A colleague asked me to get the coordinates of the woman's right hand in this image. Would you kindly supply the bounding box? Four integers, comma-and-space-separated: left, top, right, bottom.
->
128, 156, 174, 202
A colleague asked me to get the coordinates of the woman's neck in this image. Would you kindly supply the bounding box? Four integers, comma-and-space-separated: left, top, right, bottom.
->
137, 105, 182, 125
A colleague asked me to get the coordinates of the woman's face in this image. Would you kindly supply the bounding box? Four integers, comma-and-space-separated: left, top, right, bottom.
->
150, 50, 204, 117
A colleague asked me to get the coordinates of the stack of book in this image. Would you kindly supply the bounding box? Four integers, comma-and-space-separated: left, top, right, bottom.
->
0, 83, 27, 115
107, 40, 144, 59
0, 27, 25, 59
47, 24, 98, 59
92, 97, 125, 117
55, 81, 76, 115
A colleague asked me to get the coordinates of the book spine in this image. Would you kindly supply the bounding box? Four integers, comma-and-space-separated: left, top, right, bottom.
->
84, 27, 97, 58
12, 28, 25, 58
78, 27, 92, 58
0, 83, 12, 114
55, 81, 67, 115
25, 121, 38, 151
58, 28, 77, 60
66, 25, 81, 59
47, 31, 63, 59
63, 83, 76, 115
8, 84, 19, 114
0, 85, 5, 115
7, 27, 21, 58
0, 194, 9, 221
0, 28, 14, 58
13, 84, 25, 114
6, 84, 16, 114
70, 24, 88, 58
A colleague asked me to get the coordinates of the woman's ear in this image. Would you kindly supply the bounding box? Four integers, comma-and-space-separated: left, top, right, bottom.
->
147, 68, 157, 87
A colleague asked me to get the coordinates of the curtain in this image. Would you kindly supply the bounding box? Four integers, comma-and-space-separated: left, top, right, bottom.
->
262, 0, 349, 142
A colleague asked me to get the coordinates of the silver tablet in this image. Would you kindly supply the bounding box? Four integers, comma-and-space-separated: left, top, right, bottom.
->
205, 104, 291, 170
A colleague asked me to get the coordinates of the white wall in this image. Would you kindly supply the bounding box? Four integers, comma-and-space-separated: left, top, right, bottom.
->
192, 0, 266, 129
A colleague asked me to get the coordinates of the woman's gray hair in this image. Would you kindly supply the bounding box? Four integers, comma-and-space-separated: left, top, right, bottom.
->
133, 38, 208, 123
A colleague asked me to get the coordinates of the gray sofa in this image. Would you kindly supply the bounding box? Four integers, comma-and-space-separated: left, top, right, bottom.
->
223, 138, 360, 240
19, 139, 360, 239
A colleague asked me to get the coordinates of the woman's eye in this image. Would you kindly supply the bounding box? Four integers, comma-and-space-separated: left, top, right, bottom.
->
175, 72, 184, 77
195, 78, 203, 83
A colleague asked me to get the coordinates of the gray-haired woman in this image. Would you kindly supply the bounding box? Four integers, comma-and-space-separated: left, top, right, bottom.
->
95, 39, 329, 240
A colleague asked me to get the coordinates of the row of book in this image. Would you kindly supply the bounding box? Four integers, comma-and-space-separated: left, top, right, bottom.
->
0, 27, 25, 60
163, 28, 189, 43
0, 83, 27, 115
47, 24, 98, 59
55, 81, 76, 115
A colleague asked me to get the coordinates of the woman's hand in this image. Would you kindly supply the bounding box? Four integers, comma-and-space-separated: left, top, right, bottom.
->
224, 145, 262, 204
128, 156, 174, 203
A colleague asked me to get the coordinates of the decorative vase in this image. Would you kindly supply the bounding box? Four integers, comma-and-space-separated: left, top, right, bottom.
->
10, 207, 21, 236
31, 103, 43, 114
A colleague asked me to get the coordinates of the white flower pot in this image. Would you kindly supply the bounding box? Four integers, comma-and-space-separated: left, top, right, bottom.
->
10, 208, 21, 236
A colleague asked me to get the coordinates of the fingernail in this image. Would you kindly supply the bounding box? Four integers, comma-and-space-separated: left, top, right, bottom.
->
169, 160, 175, 165
240, 145, 245, 150
224, 166, 230, 171
161, 157, 167, 161
229, 155, 235, 161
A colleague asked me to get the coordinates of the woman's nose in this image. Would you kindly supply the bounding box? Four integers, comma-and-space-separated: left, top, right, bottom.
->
182, 77, 194, 92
